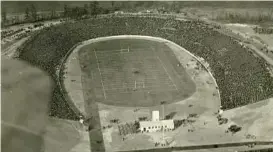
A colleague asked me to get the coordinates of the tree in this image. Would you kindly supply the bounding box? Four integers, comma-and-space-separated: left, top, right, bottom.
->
111, 1, 115, 8
171, 2, 181, 13
83, 4, 89, 16
30, 4, 37, 21
90, 1, 99, 17
1, 9, 7, 24
14, 16, 20, 24
25, 7, 30, 21
71, 7, 81, 19
41, 13, 47, 21
110, 1, 116, 12
63, 4, 69, 18
51, 9, 56, 19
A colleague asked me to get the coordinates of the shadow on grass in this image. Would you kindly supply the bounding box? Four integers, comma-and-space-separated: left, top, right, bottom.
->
165, 112, 177, 120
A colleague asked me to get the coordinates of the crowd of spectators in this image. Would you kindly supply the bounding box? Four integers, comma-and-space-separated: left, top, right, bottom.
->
1, 28, 24, 39
17, 13, 273, 119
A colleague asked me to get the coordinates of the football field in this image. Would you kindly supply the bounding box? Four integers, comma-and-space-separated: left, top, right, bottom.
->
78, 38, 196, 107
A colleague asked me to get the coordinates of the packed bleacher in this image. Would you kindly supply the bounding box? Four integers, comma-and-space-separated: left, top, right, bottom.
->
17, 14, 273, 119
1, 28, 24, 39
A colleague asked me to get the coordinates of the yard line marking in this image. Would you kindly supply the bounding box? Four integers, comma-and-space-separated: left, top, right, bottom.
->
105, 88, 178, 94
94, 49, 107, 99
103, 83, 174, 89
150, 46, 178, 91
156, 56, 178, 91
94, 48, 151, 54
103, 84, 175, 91
135, 80, 137, 89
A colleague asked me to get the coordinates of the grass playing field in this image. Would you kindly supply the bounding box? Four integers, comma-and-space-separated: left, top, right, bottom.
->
78, 38, 196, 107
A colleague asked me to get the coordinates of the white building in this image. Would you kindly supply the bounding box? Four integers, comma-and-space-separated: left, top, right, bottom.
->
140, 120, 174, 133
152, 111, 160, 121
139, 111, 174, 133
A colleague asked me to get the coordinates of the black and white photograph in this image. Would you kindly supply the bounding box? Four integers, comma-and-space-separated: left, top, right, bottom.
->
1, 1, 273, 152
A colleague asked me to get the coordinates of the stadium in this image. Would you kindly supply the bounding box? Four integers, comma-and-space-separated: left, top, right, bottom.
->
12, 13, 273, 151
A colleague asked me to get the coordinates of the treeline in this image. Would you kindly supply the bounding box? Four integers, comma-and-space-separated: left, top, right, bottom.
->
1, 1, 182, 27
1, 4, 62, 27
1, 2, 119, 27
215, 11, 273, 24
62, 2, 119, 20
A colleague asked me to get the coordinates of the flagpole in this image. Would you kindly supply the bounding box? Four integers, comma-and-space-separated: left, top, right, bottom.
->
161, 101, 165, 144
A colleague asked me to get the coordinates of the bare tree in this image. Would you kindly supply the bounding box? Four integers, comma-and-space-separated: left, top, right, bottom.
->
30, 4, 37, 21
111, 1, 115, 8
83, 4, 89, 16
51, 9, 56, 19
63, 4, 70, 19
25, 7, 30, 21
1, 8, 7, 24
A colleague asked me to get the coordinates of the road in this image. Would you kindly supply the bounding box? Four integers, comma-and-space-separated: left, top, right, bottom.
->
1, 36, 29, 59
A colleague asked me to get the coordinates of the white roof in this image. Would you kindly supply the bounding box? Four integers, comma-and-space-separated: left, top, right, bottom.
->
140, 120, 174, 127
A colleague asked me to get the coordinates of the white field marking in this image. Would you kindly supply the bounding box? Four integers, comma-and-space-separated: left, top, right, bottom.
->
101, 68, 169, 73
94, 49, 107, 99
103, 82, 174, 88
135, 80, 137, 89
128, 46, 130, 52
156, 56, 178, 91
95, 48, 150, 54
120, 51, 129, 54
96, 56, 157, 62
150, 46, 178, 91
103, 84, 175, 91
105, 88, 178, 94
101, 78, 173, 83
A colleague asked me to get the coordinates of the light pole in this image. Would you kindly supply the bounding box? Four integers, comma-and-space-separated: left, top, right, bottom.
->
160, 101, 166, 143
